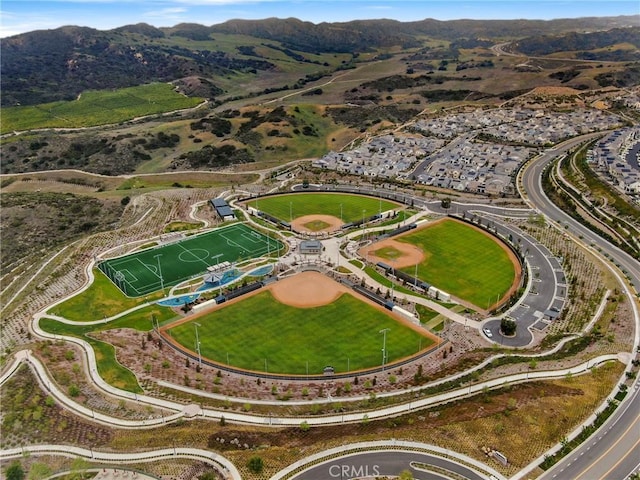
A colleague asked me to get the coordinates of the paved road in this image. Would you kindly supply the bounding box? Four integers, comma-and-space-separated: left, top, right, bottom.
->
547, 383, 640, 480
521, 138, 640, 293
292, 450, 488, 480
520, 136, 640, 480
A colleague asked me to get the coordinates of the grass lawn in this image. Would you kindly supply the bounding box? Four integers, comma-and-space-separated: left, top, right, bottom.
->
39, 305, 176, 392
167, 291, 432, 374
48, 269, 165, 321
246, 193, 400, 223
398, 219, 516, 308
2, 83, 203, 133
416, 304, 440, 323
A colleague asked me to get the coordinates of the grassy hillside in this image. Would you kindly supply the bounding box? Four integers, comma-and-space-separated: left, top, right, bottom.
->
1, 83, 204, 134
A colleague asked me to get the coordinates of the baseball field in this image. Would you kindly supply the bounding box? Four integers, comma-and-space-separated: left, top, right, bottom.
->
246, 192, 401, 224
368, 218, 519, 308
164, 272, 436, 375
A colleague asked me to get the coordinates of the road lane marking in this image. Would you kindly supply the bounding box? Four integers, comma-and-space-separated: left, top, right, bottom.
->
574, 413, 640, 480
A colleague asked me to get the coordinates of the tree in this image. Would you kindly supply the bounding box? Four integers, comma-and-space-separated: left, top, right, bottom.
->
247, 456, 264, 474
6, 461, 24, 480
500, 317, 517, 336
441, 197, 451, 210
399, 470, 415, 480
299, 421, 310, 432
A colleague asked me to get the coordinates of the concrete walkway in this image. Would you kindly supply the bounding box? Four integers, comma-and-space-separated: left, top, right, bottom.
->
0, 445, 240, 480
3, 344, 620, 430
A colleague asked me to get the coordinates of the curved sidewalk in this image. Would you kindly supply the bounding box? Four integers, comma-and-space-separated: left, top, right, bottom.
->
3, 345, 620, 429
0, 444, 240, 480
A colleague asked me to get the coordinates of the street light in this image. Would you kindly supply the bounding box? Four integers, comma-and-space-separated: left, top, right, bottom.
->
194, 322, 202, 367
380, 328, 390, 371
154, 254, 164, 294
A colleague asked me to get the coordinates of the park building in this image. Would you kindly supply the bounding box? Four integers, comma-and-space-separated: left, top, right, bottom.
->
210, 198, 236, 221
299, 240, 322, 255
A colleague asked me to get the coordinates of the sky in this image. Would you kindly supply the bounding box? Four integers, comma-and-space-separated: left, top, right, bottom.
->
1, 0, 638, 38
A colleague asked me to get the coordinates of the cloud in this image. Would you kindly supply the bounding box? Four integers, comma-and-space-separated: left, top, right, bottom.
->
0, 10, 63, 37
145, 6, 188, 18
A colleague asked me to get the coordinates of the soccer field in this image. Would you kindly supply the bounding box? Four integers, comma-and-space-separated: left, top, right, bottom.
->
246, 193, 401, 223
98, 223, 283, 297
166, 291, 434, 375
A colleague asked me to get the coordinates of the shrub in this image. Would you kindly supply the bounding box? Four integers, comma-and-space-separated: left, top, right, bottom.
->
501, 317, 517, 336
68, 384, 80, 397
247, 456, 263, 473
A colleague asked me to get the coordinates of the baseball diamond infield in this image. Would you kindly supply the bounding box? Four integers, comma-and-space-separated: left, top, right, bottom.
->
162, 272, 439, 375
291, 214, 344, 233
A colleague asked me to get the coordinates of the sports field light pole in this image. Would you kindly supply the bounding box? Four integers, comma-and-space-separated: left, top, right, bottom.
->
380, 328, 390, 372
362, 209, 366, 240
289, 201, 292, 222
194, 322, 202, 367
154, 253, 164, 294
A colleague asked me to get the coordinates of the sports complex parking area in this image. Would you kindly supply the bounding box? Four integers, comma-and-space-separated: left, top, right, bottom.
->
98, 223, 283, 297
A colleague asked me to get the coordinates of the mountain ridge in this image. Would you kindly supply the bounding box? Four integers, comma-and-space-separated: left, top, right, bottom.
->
2, 15, 638, 107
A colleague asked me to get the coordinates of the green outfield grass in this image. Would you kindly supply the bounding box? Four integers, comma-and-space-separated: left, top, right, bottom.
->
98, 223, 283, 297
1, 83, 203, 133
246, 193, 401, 224
167, 291, 433, 375
48, 269, 165, 322
397, 219, 517, 308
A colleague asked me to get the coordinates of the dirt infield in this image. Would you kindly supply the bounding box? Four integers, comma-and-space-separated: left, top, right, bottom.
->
270, 271, 351, 307
358, 238, 425, 268
291, 214, 343, 233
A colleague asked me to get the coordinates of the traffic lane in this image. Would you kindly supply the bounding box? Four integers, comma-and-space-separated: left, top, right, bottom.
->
542, 384, 640, 480
606, 438, 640, 480
292, 450, 489, 480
